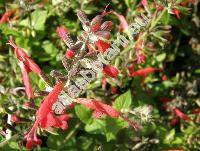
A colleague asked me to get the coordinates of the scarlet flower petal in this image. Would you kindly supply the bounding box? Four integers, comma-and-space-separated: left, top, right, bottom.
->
103, 65, 119, 78
93, 110, 104, 118
94, 40, 110, 53
77, 98, 120, 118
131, 67, 162, 77
19, 62, 34, 99
141, 0, 148, 7
91, 15, 103, 32
65, 49, 75, 59
173, 108, 191, 121
36, 82, 64, 119
112, 12, 129, 32
172, 9, 181, 19
56, 26, 68, 41
25, 58, 42, 75
170, 118, 179, 126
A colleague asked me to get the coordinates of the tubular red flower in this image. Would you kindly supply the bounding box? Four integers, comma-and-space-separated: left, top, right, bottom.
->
65, 49, 75, 59
76, 98, 120, 118
141, 0, 148, 7
25, 82, 70, 149
136, 52, 146, 64
94, 40, 110, 53
24, 120, 42, 150
111, 87, 117, 94
112, 12, 129, 32
36, 82, 64, 118
0, 10, 13, 23
19, 62, 33, 99
173, 108, 191, 121
90, 15, 103, 32
130, 67, 163, 77
56, 26, 68, 41
170, 118, 179, 126
103, 65, 119, 78
172, 9, 181, 19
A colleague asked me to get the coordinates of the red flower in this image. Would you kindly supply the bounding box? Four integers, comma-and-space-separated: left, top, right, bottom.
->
141, 0, 148, 7
56, 26, 68, 42
112, 12, 129, 32
77, 98, 120, 118
11, 114, 20, 123
111, 87, 117, 94
25, 82, 70, 149
76, 98, 140, 130
128, 65, 135, 75
0, 10, 13, 23
91, 15, 103, 32
102, 75, 107, 89
130, 67, 163, 77
173, 108, 191, 121
103, 65, 119, 78
136, 51, 146, 64
170, 118, 179, 126
7, 38, 46, 99
19, 62, 33, 99
162, 75, 168, 81
36, 82, 64, 118
24, 120, 42, 150
94, 40, 110, 53
65, 49, 75, 59
172, 9, 181, 19
7, 37, 43, 75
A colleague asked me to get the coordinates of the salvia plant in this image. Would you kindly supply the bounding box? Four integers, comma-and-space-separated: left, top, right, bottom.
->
0, 0, 199, 150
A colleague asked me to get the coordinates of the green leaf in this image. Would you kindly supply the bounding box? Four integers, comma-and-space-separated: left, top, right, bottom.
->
113, 90, 132, 111
20, 10, 48, 31
156, 53, 166, 62
85, 119, 105, 134
75, 104, 92, 124
105, 117, 128, 141
163, 129, 175, 144
42, 40, 59, 57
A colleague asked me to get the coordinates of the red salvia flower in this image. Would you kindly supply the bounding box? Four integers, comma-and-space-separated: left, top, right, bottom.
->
131, 67, 163, 77
170, 118, 179, 126
103, 65, 119, 78
172, 9, 181, 19
77, 98, 120, 118
94, 40, 110, 53
111, 87, 117, 94
65, 49, 75, 59
0, 10, 13, 23
56, 26, 68, 42
76, 98, 140, 130
25, 82, 70, 149
173, 108, 191, 121
24, 120, 42, 150
7, 37, 49, 99
162, 75, 168, 81
136, 51, 146, 64
112, 12, 129, 32
7, 37, 43, 75
102, 75, 107, 89
141, 0, 148, 7
19, 62, 33, 99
